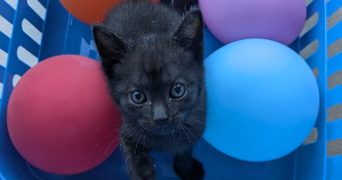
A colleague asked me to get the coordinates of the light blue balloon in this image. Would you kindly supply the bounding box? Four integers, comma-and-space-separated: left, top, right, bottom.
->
204, 39, 319, 162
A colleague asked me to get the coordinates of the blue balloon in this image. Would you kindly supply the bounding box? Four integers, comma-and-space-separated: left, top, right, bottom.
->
204, 39, 319, 162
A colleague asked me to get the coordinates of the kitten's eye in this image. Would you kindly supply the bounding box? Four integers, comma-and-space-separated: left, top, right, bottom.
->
170, 84, 186, 99
131, 91, 147, 104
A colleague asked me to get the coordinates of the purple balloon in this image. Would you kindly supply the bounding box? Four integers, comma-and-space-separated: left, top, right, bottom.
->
199, 0, 307, 45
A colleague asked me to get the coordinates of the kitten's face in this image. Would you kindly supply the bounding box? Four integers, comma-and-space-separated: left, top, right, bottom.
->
93, 9, 204, 135
111, 44, 203, 135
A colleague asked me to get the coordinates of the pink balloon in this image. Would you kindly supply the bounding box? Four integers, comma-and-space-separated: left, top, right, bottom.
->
7, 55, 122, 175
199, 0, 307, 45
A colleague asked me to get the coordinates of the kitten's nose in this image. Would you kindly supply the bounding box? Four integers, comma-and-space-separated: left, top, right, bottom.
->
152, 103, 168, 126
154, 118, 167, 125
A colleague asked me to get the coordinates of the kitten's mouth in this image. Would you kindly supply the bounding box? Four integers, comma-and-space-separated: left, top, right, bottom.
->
143, 123, 177, 136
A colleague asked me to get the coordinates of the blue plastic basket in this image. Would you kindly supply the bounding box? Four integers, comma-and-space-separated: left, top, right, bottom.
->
0, 0, 341, 179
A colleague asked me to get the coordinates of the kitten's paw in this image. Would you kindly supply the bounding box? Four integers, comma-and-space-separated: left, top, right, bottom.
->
174, 158, 205, 180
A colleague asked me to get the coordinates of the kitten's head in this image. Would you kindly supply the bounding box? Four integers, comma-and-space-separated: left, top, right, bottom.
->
93, 9, 204, 135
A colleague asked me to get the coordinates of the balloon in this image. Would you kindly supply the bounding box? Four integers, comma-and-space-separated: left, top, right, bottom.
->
7, 55, 122, 174
204, 39, 319, 162
199, 0, 306, 45
60, 0, 160, 25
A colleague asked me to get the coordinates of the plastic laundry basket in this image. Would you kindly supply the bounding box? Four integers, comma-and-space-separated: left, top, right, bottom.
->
0, 0, 341, 179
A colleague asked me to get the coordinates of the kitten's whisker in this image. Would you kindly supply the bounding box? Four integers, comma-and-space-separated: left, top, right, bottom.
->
118, 125, 141, 153
194, 141, 203, 150
91, 130, 118, 151
204, 131, 229, 152
181, 123, 197, 139
121, 125, 141, 142
181, 123, 204, 150
122, 121, 137, 126
121, 122, 139, 130
179, 123, 192, 144
182, 123, 203, 149
207, 121, 231, 132
128, 127, 143, 156
135, 129, 145, 155
177, 124, 182, 135
124, 124, 141, 135
170, 129, 177, 149
129, 127, 144, 147
95, 120, 118, 132
176, 124, 182, 147
104, 137, 119, 155
171, 128, 181, 155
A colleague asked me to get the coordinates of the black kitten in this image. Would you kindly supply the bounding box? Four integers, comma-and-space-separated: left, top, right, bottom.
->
92, 1, 206, 180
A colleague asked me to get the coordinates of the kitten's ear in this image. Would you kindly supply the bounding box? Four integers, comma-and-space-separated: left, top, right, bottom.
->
92, 24, 127, 63
174, 0, 198, 14
173, 9, 204, 49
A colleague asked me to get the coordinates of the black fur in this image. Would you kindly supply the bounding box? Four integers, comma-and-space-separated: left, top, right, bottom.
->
93, 1, 205, 180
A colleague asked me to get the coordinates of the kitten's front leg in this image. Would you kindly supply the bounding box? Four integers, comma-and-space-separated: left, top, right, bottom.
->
121, 141, 156, 180
173, 149, 205, 180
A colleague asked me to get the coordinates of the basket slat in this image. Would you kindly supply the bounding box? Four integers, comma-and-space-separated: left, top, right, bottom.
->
326, 155, 342, 179
327, 120, 342, 141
